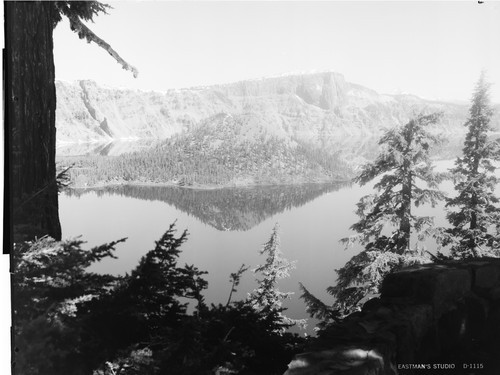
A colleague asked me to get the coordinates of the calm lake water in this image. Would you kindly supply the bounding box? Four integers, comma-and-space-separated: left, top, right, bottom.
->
58, 133, 500, 332
59, 162, 463, 332
60, 182, 366, 331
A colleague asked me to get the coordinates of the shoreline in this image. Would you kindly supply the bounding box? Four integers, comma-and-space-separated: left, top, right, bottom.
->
65, 177, 352, 191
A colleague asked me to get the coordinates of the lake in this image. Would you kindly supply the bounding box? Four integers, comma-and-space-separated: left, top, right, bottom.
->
57, 132, 500, 333
59, 165, 459, 333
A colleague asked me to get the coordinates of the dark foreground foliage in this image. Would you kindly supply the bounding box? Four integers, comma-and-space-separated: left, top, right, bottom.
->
12, 224, 306, 375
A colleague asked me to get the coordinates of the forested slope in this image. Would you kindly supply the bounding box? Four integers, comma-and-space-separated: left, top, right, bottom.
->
61, 113, 352, 187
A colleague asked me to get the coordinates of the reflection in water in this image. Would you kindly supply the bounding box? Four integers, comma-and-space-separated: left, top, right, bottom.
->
65, 182, 351, 231
58, 133, 499, 335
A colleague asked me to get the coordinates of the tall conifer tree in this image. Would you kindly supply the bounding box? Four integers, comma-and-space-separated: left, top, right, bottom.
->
249, 224, 295, 310
329, 113, 444, 315
442, 72, 500, 258
248, 224, 306, 331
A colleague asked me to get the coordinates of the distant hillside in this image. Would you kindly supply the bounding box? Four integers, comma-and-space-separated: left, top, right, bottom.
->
56, 72, 500, 187
56, 72, 500, 146
62, 113, 352, 187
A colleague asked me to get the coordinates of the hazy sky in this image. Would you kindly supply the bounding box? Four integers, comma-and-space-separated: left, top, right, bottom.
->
53, 1, 500, 102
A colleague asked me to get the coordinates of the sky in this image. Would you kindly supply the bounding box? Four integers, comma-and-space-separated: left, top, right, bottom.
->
53, 1, 500, 102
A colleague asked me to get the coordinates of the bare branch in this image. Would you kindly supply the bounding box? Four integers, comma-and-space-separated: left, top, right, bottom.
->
66, 13, 139, 78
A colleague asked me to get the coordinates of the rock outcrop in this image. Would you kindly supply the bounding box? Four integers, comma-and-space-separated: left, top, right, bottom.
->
284, 259, 500, 375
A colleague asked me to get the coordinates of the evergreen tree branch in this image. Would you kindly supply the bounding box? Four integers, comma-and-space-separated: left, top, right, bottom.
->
299, 283, 337, 323
65, 12, 139, 78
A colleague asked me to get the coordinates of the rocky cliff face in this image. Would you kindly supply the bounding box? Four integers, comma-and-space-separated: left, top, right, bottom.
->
284, 259, 500, 374
56, 80, 208, 142
56, 72, 500, 146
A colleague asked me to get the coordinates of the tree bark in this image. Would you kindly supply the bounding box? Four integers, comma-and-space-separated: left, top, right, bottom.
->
398, 164, 412, 254
397, 123, 414, 254
5, 2, 61, 243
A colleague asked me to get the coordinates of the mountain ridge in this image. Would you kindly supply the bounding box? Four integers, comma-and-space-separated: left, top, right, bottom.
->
56, 71, 500, 146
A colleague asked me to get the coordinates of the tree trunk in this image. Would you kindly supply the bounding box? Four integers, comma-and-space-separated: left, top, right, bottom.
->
5, 2, 61, 243
468, 133, 481, 255
398, 124, 414, 254
398, 169, 412, 254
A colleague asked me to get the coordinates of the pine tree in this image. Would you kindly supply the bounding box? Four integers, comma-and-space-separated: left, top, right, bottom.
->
76, 224, 210, 373
122, 224, 208, 324
330, 113, 445, 315
248, 224, 306, 331
11, 236, 125, 375
249, 224, 294, 309
441, 72, 500, 258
